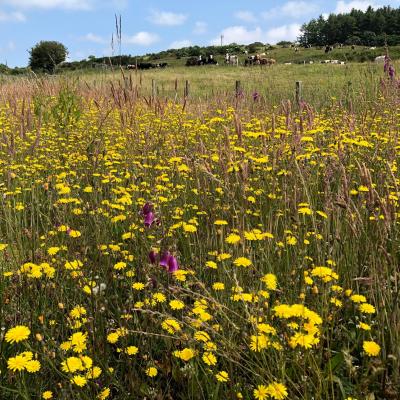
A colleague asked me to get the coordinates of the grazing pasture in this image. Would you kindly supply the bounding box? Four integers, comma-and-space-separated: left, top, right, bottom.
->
0, 61, 399, 399
51, 61, 397, 110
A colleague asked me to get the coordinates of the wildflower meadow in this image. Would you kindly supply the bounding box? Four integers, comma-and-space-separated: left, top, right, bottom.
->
0, 60, 399, 399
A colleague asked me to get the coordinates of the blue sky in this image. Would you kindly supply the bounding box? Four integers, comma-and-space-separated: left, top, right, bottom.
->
0, 0, 398, 67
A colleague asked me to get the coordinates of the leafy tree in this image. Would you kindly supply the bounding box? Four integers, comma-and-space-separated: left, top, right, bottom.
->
248, 42, 264, 53
345, 35, 362, 45
299, 16, 327, 46
361, 31, 377, 46
299, 6, 400, 46
276, 41, 293, 47
29, 41, 68, 73
0, 63, 10, 74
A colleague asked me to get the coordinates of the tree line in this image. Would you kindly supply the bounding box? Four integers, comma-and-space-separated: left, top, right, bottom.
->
299, 6, 400, 46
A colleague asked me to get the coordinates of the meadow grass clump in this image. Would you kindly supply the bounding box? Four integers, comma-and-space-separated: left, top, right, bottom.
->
0, 67, 399, 399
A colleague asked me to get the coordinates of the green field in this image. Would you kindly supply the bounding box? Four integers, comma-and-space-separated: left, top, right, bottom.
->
2, 58, 398, 110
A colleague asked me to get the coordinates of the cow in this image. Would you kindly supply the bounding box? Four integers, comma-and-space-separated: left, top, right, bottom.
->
140, 63, 156, 70
205, 55, 218, 65
185, 55, 217, 67
198, 55, 217, 65
128, 62, 156, 70
245, 55, 275, 66
259, 57, 276, 66
244, 55, 256, 66
225, 53, 239, 66
375, 55, 386, 63
186, 57, 199, 66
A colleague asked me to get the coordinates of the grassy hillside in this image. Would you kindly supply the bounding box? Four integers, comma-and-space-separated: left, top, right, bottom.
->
48, 44, 400, 73
145, 45, 400, 67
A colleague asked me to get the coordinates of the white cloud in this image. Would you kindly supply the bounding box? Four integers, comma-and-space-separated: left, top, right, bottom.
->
335, 1, 380, 13
193, 21, 207, 35
235, 10, 257, 23
124, 32, 159, 46
2, 0, 92, 10
0, 10, 26, 21
265, 24, 301, 43
211, 24, 301, 45
282, 2, 318, 17
169, 40, 192, 49
263, 1, 318, 19
148, 10, 187, 26
211, 26, 263, 45
81, 33, 107, 44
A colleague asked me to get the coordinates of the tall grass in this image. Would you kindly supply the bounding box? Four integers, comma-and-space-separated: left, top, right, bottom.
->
0, 65, 399, 399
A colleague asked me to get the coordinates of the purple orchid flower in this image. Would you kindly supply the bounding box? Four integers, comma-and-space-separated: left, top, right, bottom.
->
142, 202, 153, 216
144, 211, 155, 227
141, 202, 155, 227
159, 252, 171, 268
167, 255, 179, 273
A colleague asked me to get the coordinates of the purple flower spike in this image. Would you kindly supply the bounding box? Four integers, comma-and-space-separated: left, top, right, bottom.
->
149, 250, 158, 264
384, 56, 390, 73
144, 211, 155, 227
389, 65, 395, 80
142, 202, 153, 216
159, 252, 171, 268
167, 255, 179, 273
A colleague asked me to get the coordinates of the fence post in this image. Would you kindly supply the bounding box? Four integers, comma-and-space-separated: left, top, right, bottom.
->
295, 81, 302, 108
235, 80, 241, 96
184, 80, 190, 98
152, 79, 156, 99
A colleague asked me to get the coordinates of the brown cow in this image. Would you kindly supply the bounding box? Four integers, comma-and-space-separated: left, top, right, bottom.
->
259, 58, 276, 66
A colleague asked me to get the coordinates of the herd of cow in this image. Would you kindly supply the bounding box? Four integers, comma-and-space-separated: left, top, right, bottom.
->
126, 49, 389, 70
244, 54, 276, 66
186, 53, 276, 67
126, 53, 277, 70
127, 62, 168, 70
